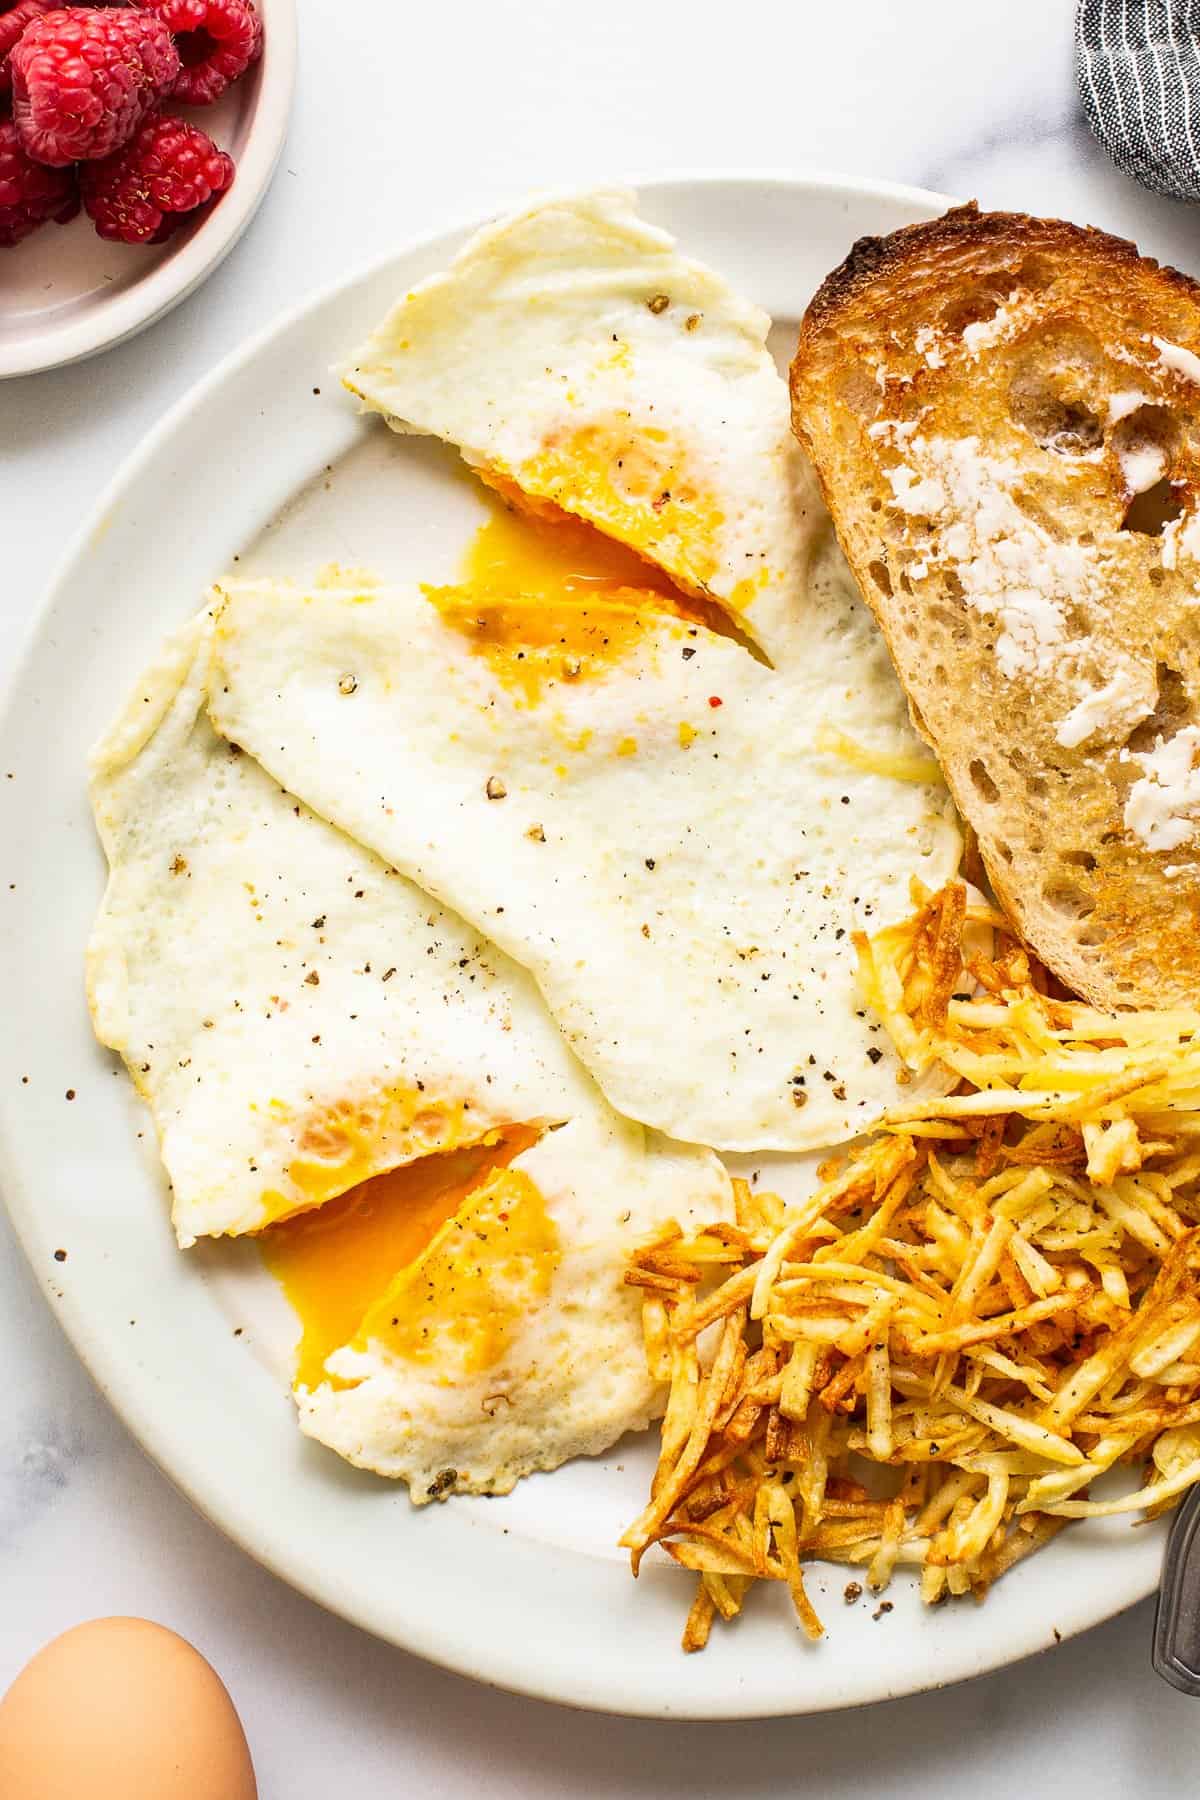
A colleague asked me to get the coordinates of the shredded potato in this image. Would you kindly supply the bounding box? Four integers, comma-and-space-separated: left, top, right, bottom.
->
621, 883, 1200, 1651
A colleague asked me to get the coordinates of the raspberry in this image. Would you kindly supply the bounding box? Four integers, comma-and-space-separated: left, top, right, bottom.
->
149, 0, 260, 106
0, 0, 57, 98
0, 113, 77, 244
81, 109, 233, 243
12, 7, 180, 166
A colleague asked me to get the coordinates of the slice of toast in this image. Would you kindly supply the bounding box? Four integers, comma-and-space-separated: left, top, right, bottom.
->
790, 202, 1200, 1009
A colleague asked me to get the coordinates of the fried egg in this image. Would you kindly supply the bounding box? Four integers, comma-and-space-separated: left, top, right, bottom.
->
289, 1109, 724, 1500
206, 513, 961, 1154
88, 612, 579, 1245
340, 187, 818, 665
88, 611, 730, 1494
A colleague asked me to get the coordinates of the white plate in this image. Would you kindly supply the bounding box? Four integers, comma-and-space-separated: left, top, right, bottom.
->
0, 0, 297, 379
0, 173, 1165, 1718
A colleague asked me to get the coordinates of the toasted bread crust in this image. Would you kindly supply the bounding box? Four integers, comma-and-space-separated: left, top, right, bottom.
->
802, 204, 1200, 340
791, 205, 1200, 1010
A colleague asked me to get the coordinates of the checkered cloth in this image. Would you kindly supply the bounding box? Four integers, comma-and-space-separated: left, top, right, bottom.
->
1077, 1, 1200, 199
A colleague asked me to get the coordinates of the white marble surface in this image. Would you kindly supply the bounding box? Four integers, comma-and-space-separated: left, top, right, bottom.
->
4, 0, 1200, 1789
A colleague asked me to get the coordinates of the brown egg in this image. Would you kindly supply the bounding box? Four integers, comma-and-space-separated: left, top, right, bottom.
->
0, 1618, 257, 1798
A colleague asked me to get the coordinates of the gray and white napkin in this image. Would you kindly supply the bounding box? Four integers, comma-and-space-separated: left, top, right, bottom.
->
1077, 0, 1200, 199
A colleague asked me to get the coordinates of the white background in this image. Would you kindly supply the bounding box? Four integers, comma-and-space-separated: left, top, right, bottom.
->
4, 0, 1200, 1790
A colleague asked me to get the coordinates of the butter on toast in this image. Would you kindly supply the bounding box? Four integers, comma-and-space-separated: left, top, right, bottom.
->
790, 203, 1200, 1008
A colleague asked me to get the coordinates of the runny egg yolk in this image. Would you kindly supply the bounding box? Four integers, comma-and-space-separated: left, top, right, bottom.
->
462, 488, 685, 606
424, 497, 703, 705
515, 422, 731, 598
259, 1127, 538, 1389
357, 1163, 560, 1375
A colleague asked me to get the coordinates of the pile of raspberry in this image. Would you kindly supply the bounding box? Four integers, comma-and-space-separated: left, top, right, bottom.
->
0, 0, 260, 248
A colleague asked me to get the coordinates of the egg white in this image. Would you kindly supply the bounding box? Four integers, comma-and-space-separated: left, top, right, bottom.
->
341, 186, 818, 666
87, 611, 593, 1244
299, 1109, 728, 1501
88, 611, 730, 1493
207, 559, 960, 1153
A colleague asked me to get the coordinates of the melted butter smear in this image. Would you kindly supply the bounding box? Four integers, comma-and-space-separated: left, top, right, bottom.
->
260, 1126, 538, 1389
426, 495, 706, 705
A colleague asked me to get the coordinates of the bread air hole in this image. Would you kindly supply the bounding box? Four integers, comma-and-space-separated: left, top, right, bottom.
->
1121, 476, 1183, 537
1115, 406, 1181, 534
1016, 255, 1054, 293
841, 364, 884, 419
969, 758, 999, 803
1002, 745, 1048, 802
868, 558, 892, 597
940, 272, 1020, 337
930, 600, 972, 648
1042, 878, 1096, 921
1114, 403, 1177, 451
1007, 323, 1108, 455
1008, 386, 1103, 456
1061, 849, 1098, 871
1127, 665, 1188, 754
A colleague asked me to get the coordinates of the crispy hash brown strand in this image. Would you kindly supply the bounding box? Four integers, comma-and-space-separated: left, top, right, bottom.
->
621, 883, 1200, 1650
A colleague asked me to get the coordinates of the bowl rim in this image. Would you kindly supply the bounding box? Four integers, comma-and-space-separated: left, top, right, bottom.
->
0, 0, 299, 380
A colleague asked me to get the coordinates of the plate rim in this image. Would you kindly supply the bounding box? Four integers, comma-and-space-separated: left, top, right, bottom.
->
0, 0, 299, 380
0, 168, 1161, 1717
